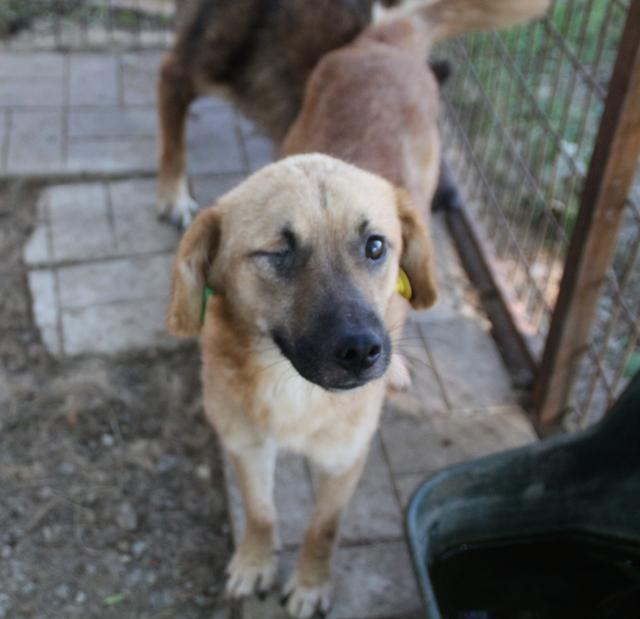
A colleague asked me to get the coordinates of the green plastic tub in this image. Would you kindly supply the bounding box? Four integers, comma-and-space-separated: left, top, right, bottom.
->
405, 373, 640, 618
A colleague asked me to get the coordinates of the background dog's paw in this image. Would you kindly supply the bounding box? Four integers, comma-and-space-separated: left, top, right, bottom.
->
157, 185, 200, 230
388, 353, 412, 391
225, 549, 278, 599
281, 574, 332, 619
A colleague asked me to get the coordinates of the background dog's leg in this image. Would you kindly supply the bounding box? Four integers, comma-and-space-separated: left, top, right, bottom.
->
226, 441, 279, 599
157, 54, 199, 229
283, 453, 367, 619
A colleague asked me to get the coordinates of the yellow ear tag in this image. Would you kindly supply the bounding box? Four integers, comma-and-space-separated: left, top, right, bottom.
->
395, 268, 412, 300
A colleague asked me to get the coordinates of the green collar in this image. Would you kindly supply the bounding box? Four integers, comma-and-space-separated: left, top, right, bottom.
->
200, 286, 216, 325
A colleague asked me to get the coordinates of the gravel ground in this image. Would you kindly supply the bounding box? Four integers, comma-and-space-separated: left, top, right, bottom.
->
0, 180, 231, 619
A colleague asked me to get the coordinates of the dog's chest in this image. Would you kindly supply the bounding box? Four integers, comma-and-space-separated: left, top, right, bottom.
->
249, 351, 377, 462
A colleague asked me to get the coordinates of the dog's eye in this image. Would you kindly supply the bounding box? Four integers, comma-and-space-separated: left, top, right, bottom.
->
365, 235, 386, 261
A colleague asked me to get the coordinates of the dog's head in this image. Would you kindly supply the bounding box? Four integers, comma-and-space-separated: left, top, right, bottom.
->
167, 154, 436, 391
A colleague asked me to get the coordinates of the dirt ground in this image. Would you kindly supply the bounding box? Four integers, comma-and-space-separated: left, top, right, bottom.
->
0, 180, 231, 618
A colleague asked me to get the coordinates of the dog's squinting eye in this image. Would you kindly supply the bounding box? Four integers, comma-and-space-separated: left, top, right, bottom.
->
365, 235, 386, 261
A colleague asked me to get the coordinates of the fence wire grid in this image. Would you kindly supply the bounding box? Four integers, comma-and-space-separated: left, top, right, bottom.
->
437, 0, 639, 428
2, 0, 638, 428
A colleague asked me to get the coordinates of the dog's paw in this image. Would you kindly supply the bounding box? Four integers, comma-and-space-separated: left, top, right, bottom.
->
388, 353, 412, 391
281, 574, 332, 619
157, 182, 200, 230
225, 548, 278, 599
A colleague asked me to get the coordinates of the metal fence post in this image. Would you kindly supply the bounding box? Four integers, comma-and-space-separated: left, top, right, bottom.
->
533, 0, 640, 424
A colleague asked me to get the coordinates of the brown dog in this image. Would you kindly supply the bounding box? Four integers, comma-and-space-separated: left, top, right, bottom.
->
157, 0, 401, 227
166, 1, 548, 616
167, 155, 435, 616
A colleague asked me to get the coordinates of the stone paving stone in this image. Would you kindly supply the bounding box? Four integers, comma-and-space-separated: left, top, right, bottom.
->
57, 254, 174, 310
27, 268, 62, 356
380, 407, 536, 477
23, 225, 51, 266
225, 452, 315, 550
411, 213, 482, 325
244, 134, 274, 171
237, 114, 275, 171
191, 96, 236, 114
0, 52, 64, 79
394, 320, 449, 417
121, 50, 164, 105
47, 183, 115, 262
6, 110, 64, 173
68, 107, 157, 139
109, 179, 180, 255
0, 109, 7, 165
242, 541, 421, 619
0, 78, 65, 107
61, 297, 174, 356
69, 54, 119, 106
186, 106, 247, 175
419, 315, 516, 413
66, 136, 157, 173
394, 472, 428, 509
191, 173, 248, 208
338, 434, 403, 543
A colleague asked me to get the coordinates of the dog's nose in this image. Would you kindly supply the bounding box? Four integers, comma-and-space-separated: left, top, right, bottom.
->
334, 332, 382, 374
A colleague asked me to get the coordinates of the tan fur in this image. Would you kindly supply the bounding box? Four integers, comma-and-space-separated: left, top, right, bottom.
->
166, 2, 549, 616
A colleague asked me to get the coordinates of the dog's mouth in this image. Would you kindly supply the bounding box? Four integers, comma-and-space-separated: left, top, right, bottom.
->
271, 326, 391, 392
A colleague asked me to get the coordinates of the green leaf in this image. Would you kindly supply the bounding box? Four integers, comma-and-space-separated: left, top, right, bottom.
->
103, 593, 125, 606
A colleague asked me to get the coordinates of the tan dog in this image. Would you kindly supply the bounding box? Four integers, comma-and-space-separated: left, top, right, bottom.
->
167, 155, 435, 617
167, 1, 549, 616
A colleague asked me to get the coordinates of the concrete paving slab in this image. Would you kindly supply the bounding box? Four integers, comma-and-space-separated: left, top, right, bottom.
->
191, 173, 248, 208
121, 50, 164, 105
109, 178, 180, 255
57, 254, 174, 310
186, 107, 246, 175
69, 54, 119, 106
6, 109, 64, 173
338, 435, 403, 543
419, 315, 516, 413
66, 135, 157, 173
396, 320, 449, 416
0, 109, 7, 166
47, 183, 115, 262
0, 52, 64, 79
0, 78, 65, 107
23, 225, 51, 267
68, 107, 157, 139
27, 268, 62, 356
242, 542, 421, 619
380, 408, 536, 477
61, 297, 174, 356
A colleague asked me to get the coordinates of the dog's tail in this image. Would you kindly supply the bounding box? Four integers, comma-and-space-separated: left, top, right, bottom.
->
375, 0, 549, 50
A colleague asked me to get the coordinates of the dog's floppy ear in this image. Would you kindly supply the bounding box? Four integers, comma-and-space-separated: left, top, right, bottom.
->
167, 207, 222, 337
396, 189, 438, 310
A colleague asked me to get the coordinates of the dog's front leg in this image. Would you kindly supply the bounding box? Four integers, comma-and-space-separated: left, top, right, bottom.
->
157, 54, 199, 229
283, 452, 367, 619
226, 440, 279, 599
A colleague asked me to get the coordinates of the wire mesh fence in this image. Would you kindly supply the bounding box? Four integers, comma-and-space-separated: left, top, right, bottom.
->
437, 0, 639, 427
0, 0, 175, 50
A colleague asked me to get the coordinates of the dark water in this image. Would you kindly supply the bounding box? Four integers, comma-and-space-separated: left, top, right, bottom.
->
430, 534, 640, 619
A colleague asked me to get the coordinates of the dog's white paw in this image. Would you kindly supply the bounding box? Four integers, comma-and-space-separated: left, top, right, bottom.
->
157, 178, 200, 230
225, 548, 278, 599
282, 574, 332, 619
388, 352, 412, 391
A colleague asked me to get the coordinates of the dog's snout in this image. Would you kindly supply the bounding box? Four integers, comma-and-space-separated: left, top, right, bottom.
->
334, 332, 382, 374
